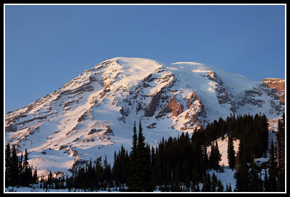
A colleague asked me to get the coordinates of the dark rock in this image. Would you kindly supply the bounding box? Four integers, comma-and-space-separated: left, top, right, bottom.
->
156, 96, 183, 118
88, 129, 102, 135
144, 92, 162, 117
147, 122, 157, 129
104, 126, 114, 136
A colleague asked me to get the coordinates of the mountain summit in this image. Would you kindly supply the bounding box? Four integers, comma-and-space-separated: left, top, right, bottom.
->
5, 57, 285, 176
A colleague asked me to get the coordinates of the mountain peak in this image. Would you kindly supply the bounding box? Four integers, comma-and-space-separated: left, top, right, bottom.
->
172, 61, 211, 71
5, 57, 285, 177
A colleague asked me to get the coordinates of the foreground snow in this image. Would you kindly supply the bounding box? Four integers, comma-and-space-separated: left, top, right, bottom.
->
5, 131, 279, 193
5, 185, 121, 193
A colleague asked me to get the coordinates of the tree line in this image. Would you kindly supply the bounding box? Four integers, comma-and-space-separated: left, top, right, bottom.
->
5, 144, 37, 187
5, 113, 285, 192
234, 113, 285, 192
61, 113, 284, 192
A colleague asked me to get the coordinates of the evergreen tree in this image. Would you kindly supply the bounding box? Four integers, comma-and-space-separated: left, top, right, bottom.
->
208, 143, 215, 169
5, 143, 12, 186
112, 145, 129, 186
103, 155, 112, 186
22, 148, 33, 186
5, 145, 37, 187
201, 173, 211, 192
235, 139, 249, 191
33, 168, 38, 184
127, 121, 138, 191
227, 135, 236, 170
128, 120, 154, 191
226, 183, 232, 192
209, 141, 221, 170
48, 170, 53, 187
136, 120, 154, 191
211, 173, 217, 191
216, 180, 224, 192
10, 145, 19, 186
214, 141, 221, 170
261, 114, 269, 156
248, 158, 263, 191
267, 140, 278, 191
95, 157, 103, 189
276, 113, 285, 191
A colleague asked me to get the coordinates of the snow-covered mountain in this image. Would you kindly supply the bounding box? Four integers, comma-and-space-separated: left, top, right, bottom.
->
5, 57, 285, 177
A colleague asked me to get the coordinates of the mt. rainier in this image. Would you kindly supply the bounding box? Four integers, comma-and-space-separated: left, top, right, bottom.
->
5, 57, 285, 176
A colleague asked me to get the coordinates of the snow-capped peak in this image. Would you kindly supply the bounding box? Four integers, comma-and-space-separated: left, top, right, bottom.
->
5, 57, 284, 177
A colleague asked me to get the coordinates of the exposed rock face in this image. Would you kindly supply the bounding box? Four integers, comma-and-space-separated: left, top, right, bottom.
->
263, 78, 285, 92
262, 78, 285, 103
207, 71, 218, 81
157, 96, 183, 118
179, 92, 205, 131
145, 91, 163, 117
238, 89, 265, 108
187, 92, 199, 107
144, 72, 176, 117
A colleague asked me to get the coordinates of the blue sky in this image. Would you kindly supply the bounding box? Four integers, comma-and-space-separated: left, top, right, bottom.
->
5, 4, 285, 113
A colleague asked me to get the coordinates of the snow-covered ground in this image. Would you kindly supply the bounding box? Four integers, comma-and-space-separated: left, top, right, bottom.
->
206, 135, 239, 191
206, 134, 240, 167
206, 131, 277, 192
5, 185, 122, 193
5, 131, 279, 193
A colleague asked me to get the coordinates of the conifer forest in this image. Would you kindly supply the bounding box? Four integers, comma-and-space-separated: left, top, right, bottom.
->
5, 113, 285, 192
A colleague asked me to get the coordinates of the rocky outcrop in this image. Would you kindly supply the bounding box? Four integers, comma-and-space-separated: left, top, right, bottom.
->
143, 72, 177, 118
207, 71, 218, 82
262, 78, 285, 103
238, 89, 265, 108
263, 78, 285, 92
180, 92, 206, 131
144, 91, 163, 117
187, 92, 198, 107
104, 126, 114, 136
156, 96, 183, 118
77, 108, 93, 122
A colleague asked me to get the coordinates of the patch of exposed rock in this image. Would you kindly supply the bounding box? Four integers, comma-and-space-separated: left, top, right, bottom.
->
144, 91, 164, 117
262, 78, 285, 103
180, 92, 206, 131
156, 96, 183, 118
